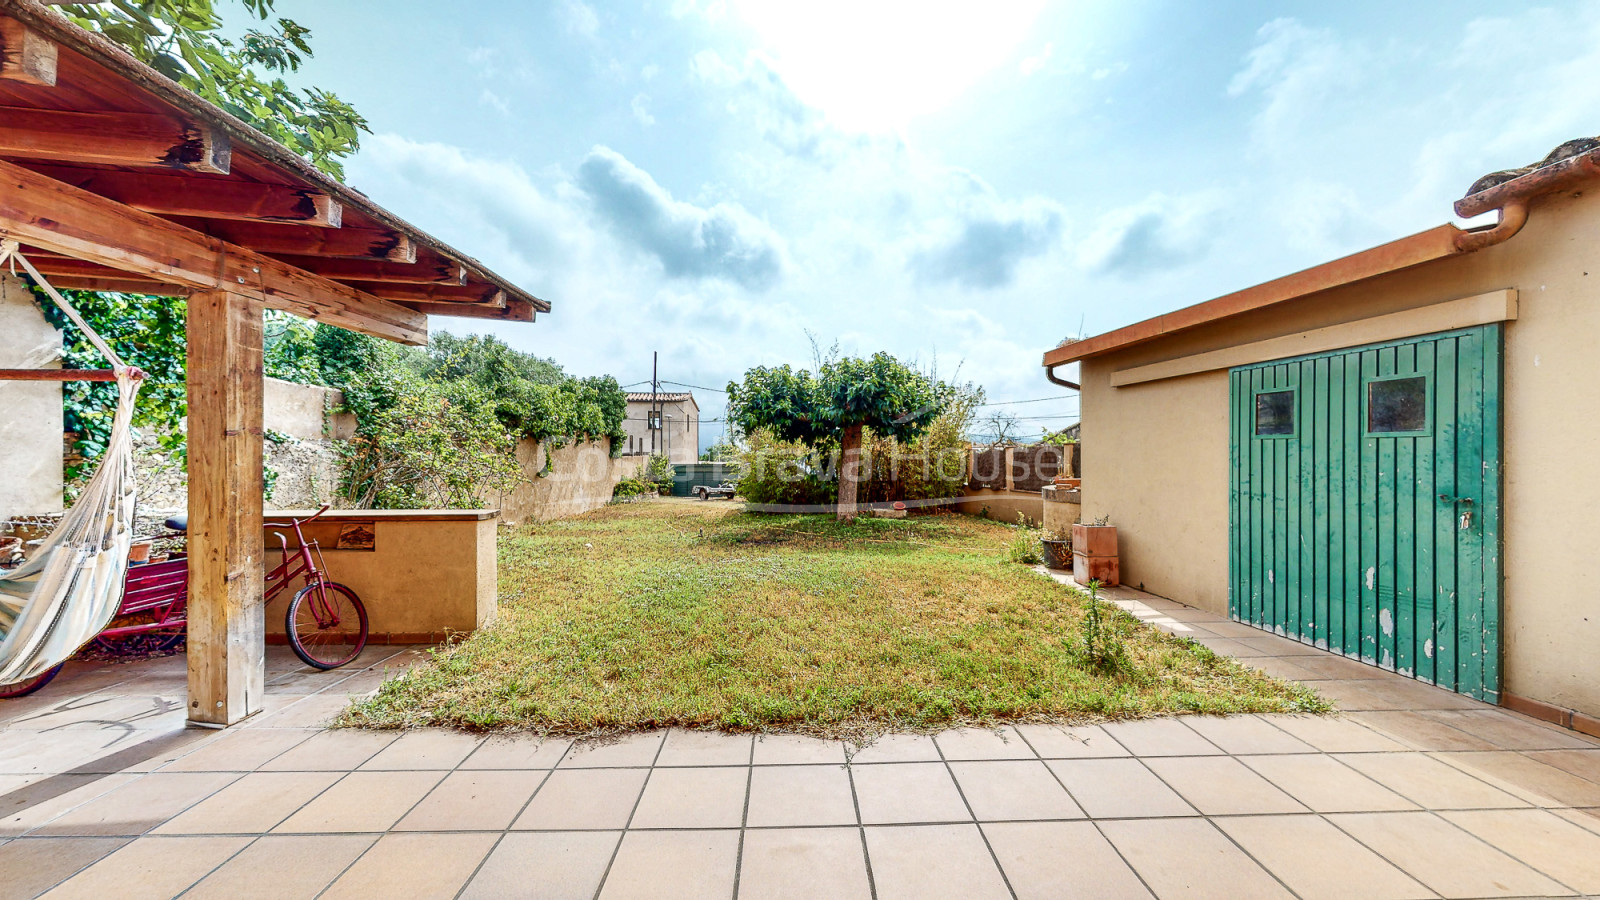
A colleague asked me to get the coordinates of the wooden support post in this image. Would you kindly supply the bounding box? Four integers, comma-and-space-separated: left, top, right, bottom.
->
186, 289, 266, 726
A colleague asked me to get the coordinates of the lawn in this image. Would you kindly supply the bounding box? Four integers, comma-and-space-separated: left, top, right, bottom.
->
342, 500, 1328, 738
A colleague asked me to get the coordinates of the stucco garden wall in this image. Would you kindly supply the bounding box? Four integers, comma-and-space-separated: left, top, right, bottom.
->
1076, 187, 1600, 719
496, 438, 645, 525
0, 273, 62, 520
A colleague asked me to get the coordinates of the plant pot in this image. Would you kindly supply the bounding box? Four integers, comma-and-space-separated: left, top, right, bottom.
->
1052, 476, 1081, 489
128, 541, 153, 565
1039, 538, 1072, 570
1070, 524, 1119, 587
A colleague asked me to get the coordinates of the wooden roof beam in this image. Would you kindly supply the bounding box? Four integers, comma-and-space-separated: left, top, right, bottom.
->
0, 18, 55, 85
26, 165, 341, 226
0, 157, 425, 344
0, 106, 230, 173
342, 283, 505, 305
410, 295, 536, 323
267, 254, 466, 285
190, 219, 416, 262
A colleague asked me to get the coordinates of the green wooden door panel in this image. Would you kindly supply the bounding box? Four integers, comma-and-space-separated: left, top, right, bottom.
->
1228, 325, 1502, 701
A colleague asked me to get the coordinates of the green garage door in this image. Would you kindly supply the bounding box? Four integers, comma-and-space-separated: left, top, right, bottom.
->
1229, 325, 1502, 701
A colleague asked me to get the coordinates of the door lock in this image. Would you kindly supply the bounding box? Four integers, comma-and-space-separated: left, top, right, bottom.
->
1460, 509, 1474, 531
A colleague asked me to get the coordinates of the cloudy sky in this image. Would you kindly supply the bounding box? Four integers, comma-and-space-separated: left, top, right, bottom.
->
278, 0, 1599, 449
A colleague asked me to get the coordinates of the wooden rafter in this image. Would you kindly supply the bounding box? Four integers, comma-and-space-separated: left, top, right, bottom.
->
411, 295, 536, 322
343, 282, 505, 306
187, 219, 416, 262
0, 158, 426, 343
267, 254, 466, 285
0, 106, 230, 173
24, 164, 341, 226
0, 17, 54, 85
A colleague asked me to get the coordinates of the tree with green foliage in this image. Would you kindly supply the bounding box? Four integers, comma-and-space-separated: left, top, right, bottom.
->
727, 352, 936, 520
58, 0, 370, 179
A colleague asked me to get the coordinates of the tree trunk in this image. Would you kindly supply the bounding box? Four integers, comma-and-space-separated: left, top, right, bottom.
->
837, 422, 864, 521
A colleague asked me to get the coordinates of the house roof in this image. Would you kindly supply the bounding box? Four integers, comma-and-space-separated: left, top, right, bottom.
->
1043, 137, 1600, 368
0, 0, 547, 344
626, 392, 696, 404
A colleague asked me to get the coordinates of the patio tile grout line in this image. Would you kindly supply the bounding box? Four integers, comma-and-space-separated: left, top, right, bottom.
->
933, 731, 1018, 900
730, 734, 754, 900
1012, 723, 1164, 900
590, 731, 666, 900
446, 739, 565, 900
844, 752, 879, 900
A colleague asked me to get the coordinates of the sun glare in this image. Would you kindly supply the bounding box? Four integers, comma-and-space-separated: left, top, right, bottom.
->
732, 0, 1048, 132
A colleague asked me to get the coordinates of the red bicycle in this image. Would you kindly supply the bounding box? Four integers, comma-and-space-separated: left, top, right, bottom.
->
265, 506, 370, 669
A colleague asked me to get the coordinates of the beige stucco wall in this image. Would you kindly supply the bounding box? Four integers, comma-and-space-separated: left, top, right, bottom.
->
263, 376, 355, 441
1076, 187, 1600, 717
1042, 486, 1081, 536
263, 511, 497, 641
620, 397, 699, 464
496, 438, 645, 525
0, 273, 62, 520
953, 488, 1044, 526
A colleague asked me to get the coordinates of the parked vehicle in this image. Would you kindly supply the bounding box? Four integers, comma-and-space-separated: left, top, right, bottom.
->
694, 482, 738, 500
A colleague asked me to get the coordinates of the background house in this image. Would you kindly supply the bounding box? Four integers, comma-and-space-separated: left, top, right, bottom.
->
622, 391, 699, 464
1043, 138, 1600, 736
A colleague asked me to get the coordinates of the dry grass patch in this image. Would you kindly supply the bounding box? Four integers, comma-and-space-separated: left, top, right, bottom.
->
342, 500, 1328, 738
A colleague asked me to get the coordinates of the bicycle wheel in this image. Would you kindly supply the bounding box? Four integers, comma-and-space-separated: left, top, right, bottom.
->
285, 581, 369, 669
0, 664, 63, 699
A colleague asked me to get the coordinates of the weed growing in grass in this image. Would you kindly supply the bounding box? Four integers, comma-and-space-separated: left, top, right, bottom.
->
1004, 512, 1042, 565
1076, 579, 1129, 674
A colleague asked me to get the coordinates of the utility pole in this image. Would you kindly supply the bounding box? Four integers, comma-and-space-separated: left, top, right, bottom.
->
649, 351, 660, 456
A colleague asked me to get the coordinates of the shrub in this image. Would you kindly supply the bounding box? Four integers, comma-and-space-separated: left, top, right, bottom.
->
736, 429, 837, 507
611, 476, 656, 501
641, 454, 674, 494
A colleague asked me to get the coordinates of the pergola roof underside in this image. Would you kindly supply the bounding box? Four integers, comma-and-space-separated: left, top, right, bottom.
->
0, 0, 546, 343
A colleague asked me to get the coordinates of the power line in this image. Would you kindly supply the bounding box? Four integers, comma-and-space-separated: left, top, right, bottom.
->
661, 380, 727, 393
975, 395, 1077, 407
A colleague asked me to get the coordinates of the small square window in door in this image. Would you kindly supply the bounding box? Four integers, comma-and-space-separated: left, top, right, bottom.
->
1368, 376, 1428, 433
1254, 390, 1295, 436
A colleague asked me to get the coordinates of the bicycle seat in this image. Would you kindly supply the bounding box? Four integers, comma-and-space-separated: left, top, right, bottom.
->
164, 514, 188, 532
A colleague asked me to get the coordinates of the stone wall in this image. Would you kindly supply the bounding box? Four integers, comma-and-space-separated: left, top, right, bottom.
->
0, 273, 63, 520
495, 438, 645, 525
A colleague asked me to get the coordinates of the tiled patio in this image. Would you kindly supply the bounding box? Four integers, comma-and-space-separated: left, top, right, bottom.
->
2, 588, 1599, 900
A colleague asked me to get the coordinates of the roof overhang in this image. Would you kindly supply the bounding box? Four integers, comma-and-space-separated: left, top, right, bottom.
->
0, 0, 548, 344
1044, 145, 1600, 368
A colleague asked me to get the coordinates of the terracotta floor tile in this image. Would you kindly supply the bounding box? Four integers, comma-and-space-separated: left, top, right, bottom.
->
1216, 815, 1431, 900
982, 820, 1152, 900
629, 766, 748, 829
850, 763, 970, 824
746, 764, 857, 827
513, 768, 649, 830
258, 729, 398, 771
948, 761, 1083, 821
1014, 724, 1128, 758
1421, 709, 1599, 751
863, 824, 1011, 900
1527, 749, 1600, 784
1291, 654, 1393, 680
1099, 719, 1221, 756
1337, 753, 1531, 810
751, 734, 848, 765
319, 832, 497, 900
182, 834, 374, 900
154, 772, 341, 834
1442, 808, 1600, 894
0, 773, 139, 837
1261, 714, 1408, 753
1329, 811, 1572, 898
655, 729, 752, 766
1240, 754, 1417, 813
1045, 759, 1195, 819
0, 837, 129, 900
394, 769, 548, 831
847, 734, 941, 763
737, 827, 873, 900
560, 731, 664, 768
357, 729, 482, 770
1434, 751, 1600, 807
159, 728, 316, 772
1142, 756, 1306, 815
1098, 818, 1294, 900
1236, 656, 1327, 681
598, 829, 739, 900
460, 831, 620, 900
31, 772, 239, 837
39, 835, 251, 900
934, 727, 1033, 760
1346, 710, 1503, 751
460, 735, 572, 769
273, 771, 443, 833
1180, 715, 1316, 755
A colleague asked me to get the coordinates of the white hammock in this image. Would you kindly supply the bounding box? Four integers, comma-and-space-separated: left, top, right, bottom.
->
0, 241, 142, 685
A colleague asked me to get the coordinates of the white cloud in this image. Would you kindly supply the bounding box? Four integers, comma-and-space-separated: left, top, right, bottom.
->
1019, 42, 1054, 76
559, 0, 599, 37
1077, 192, 1224, 277
631, 93, 656, 127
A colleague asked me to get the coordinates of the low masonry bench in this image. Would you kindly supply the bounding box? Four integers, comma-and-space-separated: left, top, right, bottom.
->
263, 509, 499, 644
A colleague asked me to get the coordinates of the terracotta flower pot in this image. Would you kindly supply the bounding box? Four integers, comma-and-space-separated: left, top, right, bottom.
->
128, 541, 153, 565
1070, 524, 1119, 587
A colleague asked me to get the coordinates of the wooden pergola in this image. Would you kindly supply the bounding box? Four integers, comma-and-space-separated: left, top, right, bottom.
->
0, 0, 547, 725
